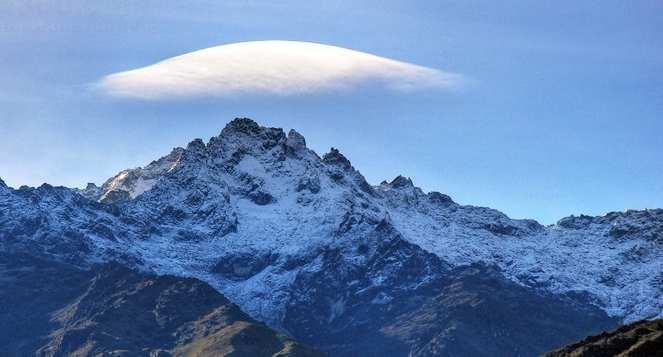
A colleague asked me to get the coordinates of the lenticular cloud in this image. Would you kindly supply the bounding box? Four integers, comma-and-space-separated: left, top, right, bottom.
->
99, 41, 463, 99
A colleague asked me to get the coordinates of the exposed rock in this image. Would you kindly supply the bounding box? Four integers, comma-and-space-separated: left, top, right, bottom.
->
322, 148, 352, 170
286, 129, 307, 151
78, 182, 101, 200
280, 221, 616, 356
557, 215, 596, 230
99, 188, 131, 204
388, 175, 414, 189
296, 176, 321, 194
187, 138, 206, 151
249, 191, 275, 205
213, 252, 278, 280
427, 191, 455, 206
222, 117, 263, 136
218, 118, 286, 152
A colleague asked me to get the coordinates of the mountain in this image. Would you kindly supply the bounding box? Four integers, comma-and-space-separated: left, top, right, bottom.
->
1, 118, 661, 356
0, 252, 321, 357
545, 318, 663, 357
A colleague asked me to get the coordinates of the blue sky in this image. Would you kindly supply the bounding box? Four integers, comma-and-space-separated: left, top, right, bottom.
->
1, 0, 662, 224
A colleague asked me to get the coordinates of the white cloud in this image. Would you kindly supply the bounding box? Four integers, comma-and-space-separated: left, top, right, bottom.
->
98, 40, 464, 99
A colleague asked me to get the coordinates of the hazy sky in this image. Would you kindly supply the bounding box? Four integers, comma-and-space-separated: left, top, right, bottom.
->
1, 0, 662, 224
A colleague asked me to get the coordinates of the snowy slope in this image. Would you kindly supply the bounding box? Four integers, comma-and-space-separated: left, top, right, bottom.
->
378, 181, 663, 321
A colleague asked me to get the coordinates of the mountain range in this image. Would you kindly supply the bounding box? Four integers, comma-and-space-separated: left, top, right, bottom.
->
1, 118, 661, 356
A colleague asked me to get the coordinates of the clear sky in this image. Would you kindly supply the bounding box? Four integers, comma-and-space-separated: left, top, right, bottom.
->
1, 1, 662, 224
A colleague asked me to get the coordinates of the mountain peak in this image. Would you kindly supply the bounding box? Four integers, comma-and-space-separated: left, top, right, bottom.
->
214, 118, 286, 153
186, 138, 205, 151
323, 147, 352, 170
286, 129, 306, 150
38, 183, 54, 190
388, 175, 414, 188
222, 117, 262, 136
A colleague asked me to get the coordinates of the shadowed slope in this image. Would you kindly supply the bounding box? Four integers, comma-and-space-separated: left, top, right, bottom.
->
0, 253, 321, 357
545, 318, 663, 357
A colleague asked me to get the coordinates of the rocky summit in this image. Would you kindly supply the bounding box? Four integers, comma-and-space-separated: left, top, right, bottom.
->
1, 118, 662, 356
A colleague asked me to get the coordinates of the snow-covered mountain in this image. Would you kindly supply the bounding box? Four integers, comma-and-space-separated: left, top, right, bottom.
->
1, 118, 661, 355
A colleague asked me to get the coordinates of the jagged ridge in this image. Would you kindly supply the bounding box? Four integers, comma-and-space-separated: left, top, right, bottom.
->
545, 318, 663, 357
1, 117, 662, 356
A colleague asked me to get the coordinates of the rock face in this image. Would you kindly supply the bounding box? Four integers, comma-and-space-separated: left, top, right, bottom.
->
545, 319, 663, 357
279, 225, 616, 356
0, 252, 321, 357
1, 118, 662, 356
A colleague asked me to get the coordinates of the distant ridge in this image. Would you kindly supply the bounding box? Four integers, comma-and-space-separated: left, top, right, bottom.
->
546, 318, 663, 357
